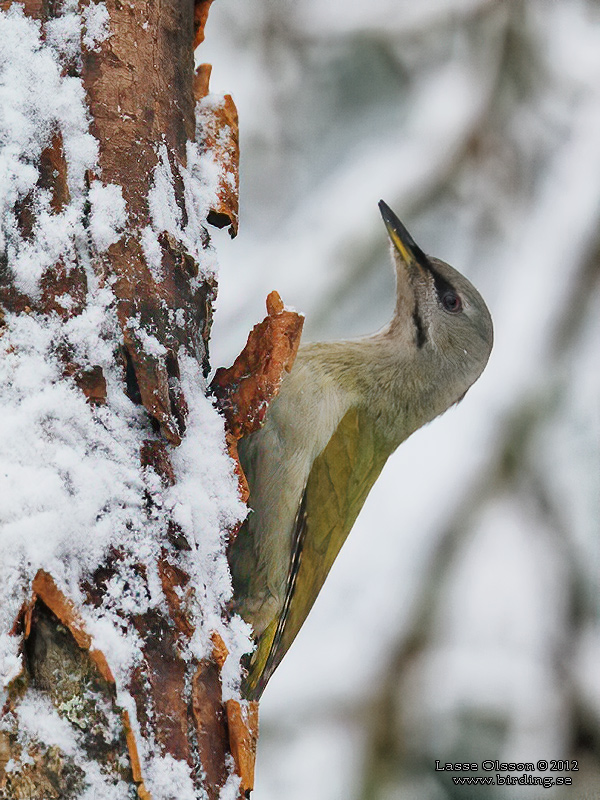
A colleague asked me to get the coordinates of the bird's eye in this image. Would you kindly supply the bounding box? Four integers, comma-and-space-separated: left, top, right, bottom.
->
441, 291, 462, 313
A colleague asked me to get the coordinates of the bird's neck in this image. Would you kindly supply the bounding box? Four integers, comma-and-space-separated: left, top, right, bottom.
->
300, 336, 448, 448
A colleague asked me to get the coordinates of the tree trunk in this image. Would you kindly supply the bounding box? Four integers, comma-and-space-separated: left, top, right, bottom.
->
0, 0, 283, 797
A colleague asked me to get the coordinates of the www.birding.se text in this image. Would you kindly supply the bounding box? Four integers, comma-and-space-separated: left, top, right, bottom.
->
450, 775, 573, 787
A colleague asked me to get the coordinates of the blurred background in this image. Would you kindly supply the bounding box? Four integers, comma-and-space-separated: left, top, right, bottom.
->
200, 1, 600, 797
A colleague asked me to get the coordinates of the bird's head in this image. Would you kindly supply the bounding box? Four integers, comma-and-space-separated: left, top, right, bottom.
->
379, 200, 493, 406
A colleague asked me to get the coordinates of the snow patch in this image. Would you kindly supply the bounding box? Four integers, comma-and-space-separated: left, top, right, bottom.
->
144, 754, 197, 800
89, 180, 127, 251
0, 6, 98, 297
14, 692, 79, 757
82, 1, 111, 51
126, 315, 168, 357
143, 141, 221, 281
218, 759, 242, 800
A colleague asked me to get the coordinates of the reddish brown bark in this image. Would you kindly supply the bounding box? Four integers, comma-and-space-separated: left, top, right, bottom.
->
212, 291, 304, 507
212, 290, 304, 441
195, 65, 240, 236
194, 0, 214, 47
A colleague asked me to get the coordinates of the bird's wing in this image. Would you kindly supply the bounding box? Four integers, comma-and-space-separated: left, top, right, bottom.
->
245, 405, 390, 698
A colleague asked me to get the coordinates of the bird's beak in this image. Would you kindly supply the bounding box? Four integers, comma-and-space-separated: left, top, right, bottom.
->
378, 200, 428, 274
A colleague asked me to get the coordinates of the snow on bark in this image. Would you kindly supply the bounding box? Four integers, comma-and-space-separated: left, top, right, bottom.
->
0, 1, 251, 798
0, 6, 96, 299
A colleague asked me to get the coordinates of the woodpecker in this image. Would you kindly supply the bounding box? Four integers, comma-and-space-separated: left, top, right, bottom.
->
229, 201, 493, 699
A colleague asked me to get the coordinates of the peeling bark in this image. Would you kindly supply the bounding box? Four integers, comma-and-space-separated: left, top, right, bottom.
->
212, 291, 304, 506
195, 71, 240, 236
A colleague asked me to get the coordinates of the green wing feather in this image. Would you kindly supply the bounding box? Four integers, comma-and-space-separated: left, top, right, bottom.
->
244, 405, 390, 698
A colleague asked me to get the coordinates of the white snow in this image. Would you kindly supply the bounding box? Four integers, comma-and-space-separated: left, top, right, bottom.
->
218, 760, 242, 800
143, 753, 197, 800
13, 692, 80, 757
167, 355, 249, 661
0, 5, 98, 298
219, 615, 254, 701
125, 315, 168, 357
143, 139, 222, 285
81, 1, 111, 51
147, 145, 183, 240
88, 181, 127, 251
